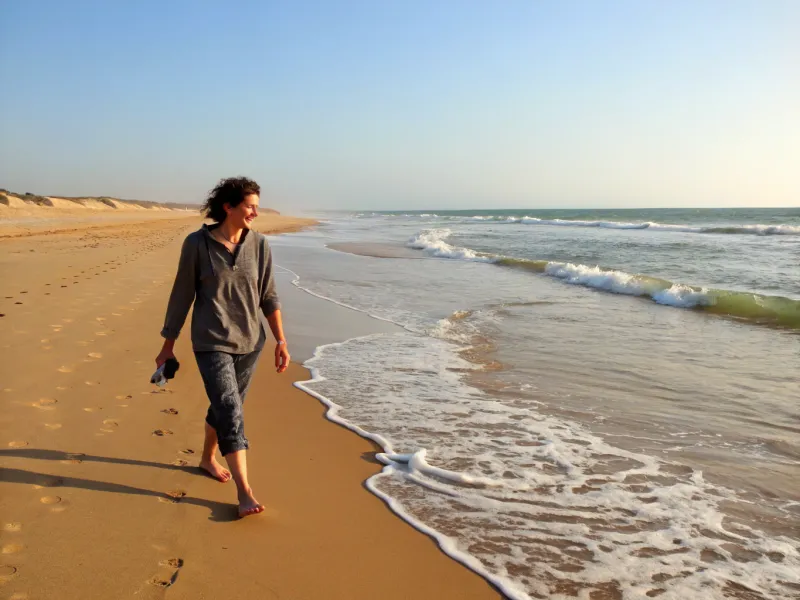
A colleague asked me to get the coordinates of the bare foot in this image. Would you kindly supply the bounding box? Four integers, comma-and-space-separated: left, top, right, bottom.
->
199, 458, 232, 483
238, 489, 265, 518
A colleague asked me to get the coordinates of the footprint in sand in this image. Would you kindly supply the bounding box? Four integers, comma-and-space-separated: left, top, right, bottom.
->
57, 366, 73, 373
159, 490, 186, 504
33, 476, 63, 489
87, 353, 102, 359
83, 407, 101, 413
153, 429, 173, 437
3, 523, 22, 533
0, 565, 19, 582
31, 398, 57, 410
55, 386, 67, 391
95, 317, 106, 322
44, 423, 62, 430
148, 576, 173, 588
159, 558, 184, 569
84, 381, 99, 386
49, 501, 68, 513
179, 449, 194, 455
8, 441, 28, 448
161, 408, 179, 416
39, 496, 61, 505
61, 453, 85, 464
1, 544, 24, 555
171, 459, 189, 467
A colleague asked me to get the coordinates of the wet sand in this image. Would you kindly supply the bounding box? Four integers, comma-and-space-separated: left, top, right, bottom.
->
327, 241, 431, 259
0, 212, 500, 599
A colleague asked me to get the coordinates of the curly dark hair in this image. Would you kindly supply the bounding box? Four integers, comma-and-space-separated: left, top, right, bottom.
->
201, 177, 261, 223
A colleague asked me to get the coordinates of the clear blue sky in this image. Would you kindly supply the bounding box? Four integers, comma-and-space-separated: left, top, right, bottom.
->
1, 1, 798, 210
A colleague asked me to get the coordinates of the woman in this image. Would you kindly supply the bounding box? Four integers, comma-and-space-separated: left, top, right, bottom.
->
156, 176, 290, 518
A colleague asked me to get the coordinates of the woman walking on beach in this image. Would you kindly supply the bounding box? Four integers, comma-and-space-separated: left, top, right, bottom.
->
156, 177, 290, 518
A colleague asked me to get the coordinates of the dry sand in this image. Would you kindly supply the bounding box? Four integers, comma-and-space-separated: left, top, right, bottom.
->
0, 212, 500, 599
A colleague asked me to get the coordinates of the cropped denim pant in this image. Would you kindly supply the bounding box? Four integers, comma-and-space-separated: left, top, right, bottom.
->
194, 350, 261, 456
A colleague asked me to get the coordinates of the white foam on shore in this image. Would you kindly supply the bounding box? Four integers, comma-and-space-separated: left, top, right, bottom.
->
274, 242, 800, 599
293, 330, 800, 600
293, 336, 531, 600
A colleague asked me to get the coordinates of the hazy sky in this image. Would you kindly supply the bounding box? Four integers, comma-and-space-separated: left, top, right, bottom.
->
1, 1, 798, 211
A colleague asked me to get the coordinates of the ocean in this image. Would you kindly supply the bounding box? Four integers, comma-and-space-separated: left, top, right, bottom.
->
268, 208, 799, 600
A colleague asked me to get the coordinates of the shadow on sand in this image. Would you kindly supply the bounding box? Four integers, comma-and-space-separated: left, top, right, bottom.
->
0, 448, 239, 522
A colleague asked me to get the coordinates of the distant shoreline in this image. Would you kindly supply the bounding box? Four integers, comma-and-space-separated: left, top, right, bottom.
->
0, 188, 312, 238
0, 188, 282, 214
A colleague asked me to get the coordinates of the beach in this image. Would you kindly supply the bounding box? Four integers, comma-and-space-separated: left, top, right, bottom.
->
0, 208, 501, 599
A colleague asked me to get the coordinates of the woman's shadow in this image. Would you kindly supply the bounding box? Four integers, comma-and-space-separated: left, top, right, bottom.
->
0, 448, 238, 522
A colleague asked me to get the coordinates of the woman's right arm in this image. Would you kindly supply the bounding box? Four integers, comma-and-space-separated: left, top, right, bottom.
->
156, 236, 197, 366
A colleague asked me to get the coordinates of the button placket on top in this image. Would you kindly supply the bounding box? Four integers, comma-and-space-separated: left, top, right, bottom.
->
231, 242, 242, 271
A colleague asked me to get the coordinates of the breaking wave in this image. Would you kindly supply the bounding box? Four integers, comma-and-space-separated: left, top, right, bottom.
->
407, 229, 800, 329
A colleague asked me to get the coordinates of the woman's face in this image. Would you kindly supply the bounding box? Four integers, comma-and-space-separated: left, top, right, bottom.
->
224, 194, 259, 229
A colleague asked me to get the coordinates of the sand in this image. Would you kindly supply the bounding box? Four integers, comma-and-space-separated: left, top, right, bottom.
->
0, 211, 500, 599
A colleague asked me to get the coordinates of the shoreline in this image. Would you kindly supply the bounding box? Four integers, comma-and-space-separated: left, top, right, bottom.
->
273, 243, 522, 597
0, 213, 501, 599
295, 345, 523, 600
265, 218, 800, 598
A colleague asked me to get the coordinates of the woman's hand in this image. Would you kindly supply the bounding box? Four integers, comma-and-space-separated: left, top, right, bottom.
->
275, 341, 290, 373
156, 339, 176, 368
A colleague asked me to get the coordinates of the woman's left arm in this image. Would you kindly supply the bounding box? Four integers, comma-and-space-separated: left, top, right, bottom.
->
260, 239, 290, 373
266, 309, 290, 373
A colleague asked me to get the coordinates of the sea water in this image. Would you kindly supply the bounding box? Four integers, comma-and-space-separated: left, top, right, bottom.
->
269, 208, 799, 599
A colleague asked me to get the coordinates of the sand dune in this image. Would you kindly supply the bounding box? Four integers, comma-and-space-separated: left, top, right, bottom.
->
0, 192, 308, 238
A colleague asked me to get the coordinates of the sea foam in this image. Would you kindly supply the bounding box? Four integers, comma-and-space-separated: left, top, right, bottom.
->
295, 330, 800, 600
407, 228, 493, 261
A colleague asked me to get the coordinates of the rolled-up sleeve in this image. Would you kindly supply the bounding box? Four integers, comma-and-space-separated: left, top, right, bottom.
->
161, 236, 197, 339
260, 241, 281, 316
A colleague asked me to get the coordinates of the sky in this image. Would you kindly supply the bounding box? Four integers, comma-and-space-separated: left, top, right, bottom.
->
1, 1, 798, 211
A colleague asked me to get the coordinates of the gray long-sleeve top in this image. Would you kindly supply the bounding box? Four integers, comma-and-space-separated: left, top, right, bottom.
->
161, 224, 281, 353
